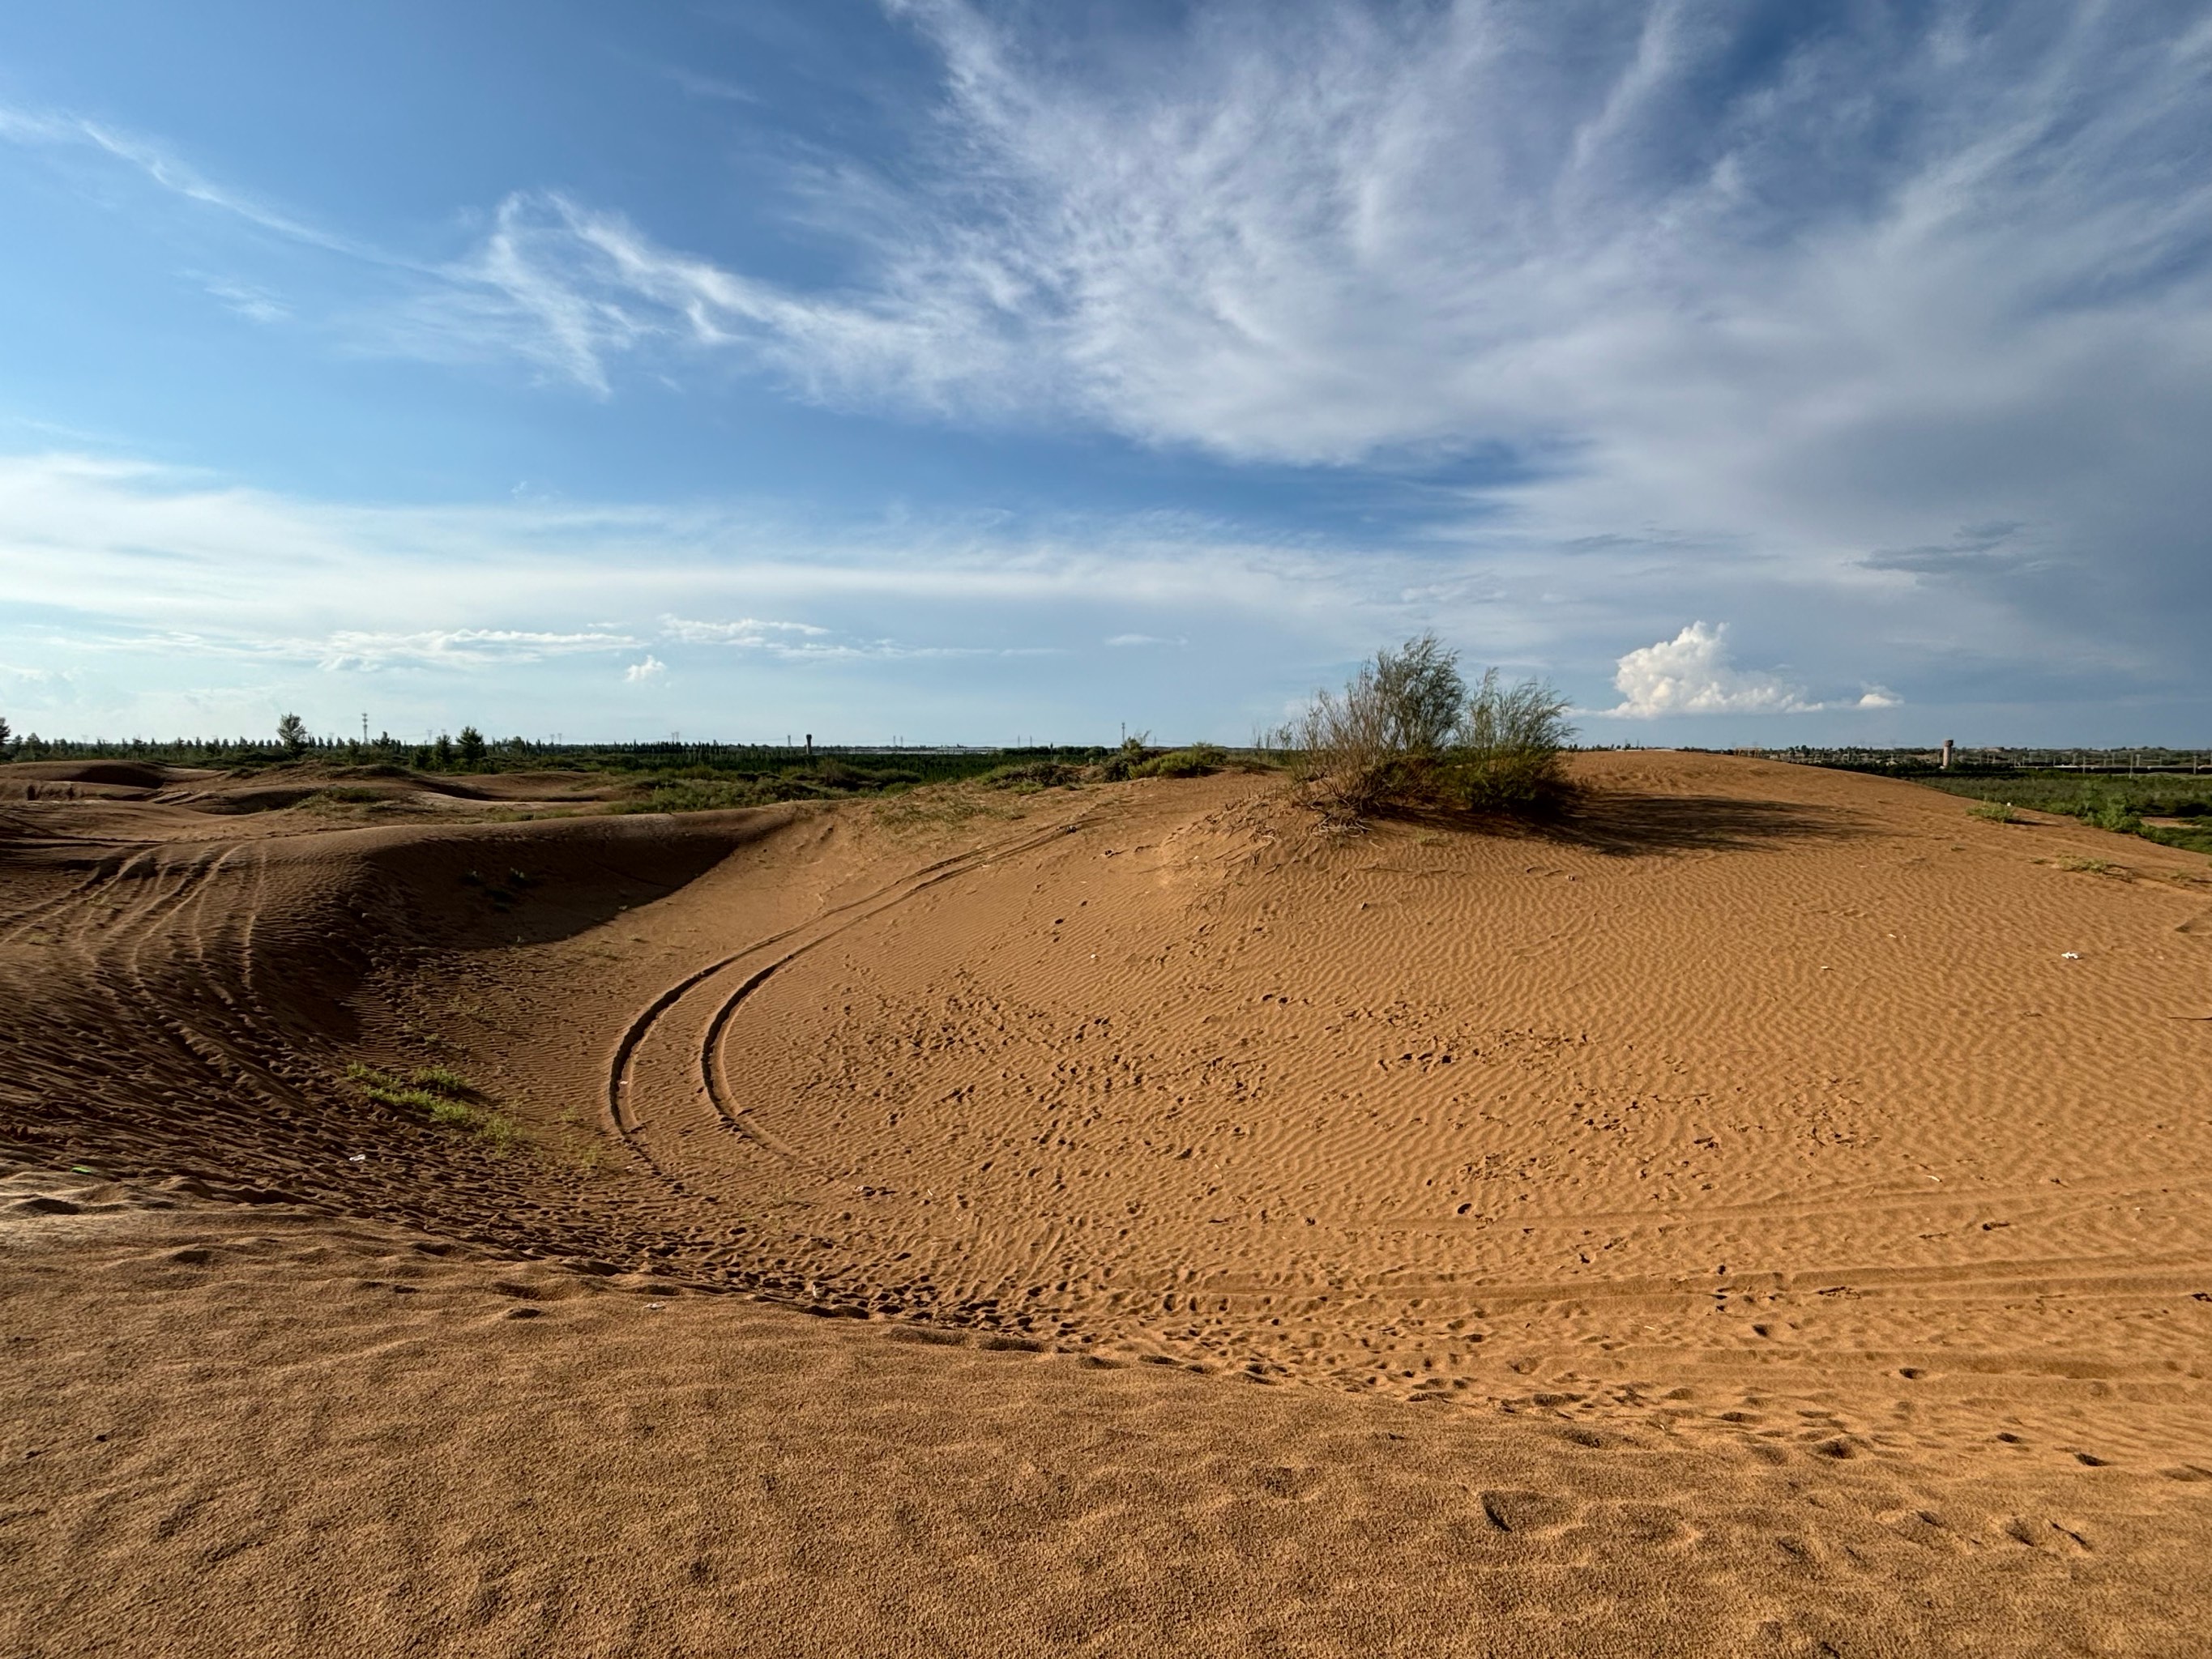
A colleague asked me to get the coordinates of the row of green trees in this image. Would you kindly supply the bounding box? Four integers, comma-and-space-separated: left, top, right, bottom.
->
274, 715, 489, 768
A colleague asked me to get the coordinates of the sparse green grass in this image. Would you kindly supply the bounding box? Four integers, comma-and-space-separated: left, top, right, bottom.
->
871, 784, 1023, 831
1967, 800, 2022, 824
1923, 774, 2212, 859
344, 1061, 517, 1146
613, 778, 787, 813
1134, 744, 1227, 778
407, 1064, 480, 1097
980, 760, 1083, 790
2056, 855, 2125, 877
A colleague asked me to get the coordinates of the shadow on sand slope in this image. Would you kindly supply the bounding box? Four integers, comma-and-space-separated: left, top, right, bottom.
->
1379, 790, 1860, 858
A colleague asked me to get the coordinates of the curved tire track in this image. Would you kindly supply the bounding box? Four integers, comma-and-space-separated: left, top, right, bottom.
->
604, 808, 1102, 1200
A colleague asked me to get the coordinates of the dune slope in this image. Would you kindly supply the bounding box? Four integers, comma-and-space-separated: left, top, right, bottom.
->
4, 753, 2210, 1653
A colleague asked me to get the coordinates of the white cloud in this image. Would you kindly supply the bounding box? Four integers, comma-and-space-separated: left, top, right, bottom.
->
0, 450, 1395, 736
199, 277, 290, 325
0, 450, 2184, 742
0, 101, 371, 258
320, 629, 639, 672
3, 4, 2207, 735
309, 2, 2208, 706
1606, 623, 1813, 719
623, 654, 667, 684
661, 616, 831, 646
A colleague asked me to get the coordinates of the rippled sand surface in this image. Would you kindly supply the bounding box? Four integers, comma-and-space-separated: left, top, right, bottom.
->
6, 752, 2209, 1655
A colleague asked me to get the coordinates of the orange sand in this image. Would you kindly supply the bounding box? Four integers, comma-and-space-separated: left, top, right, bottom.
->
4, 752, 2209, 1654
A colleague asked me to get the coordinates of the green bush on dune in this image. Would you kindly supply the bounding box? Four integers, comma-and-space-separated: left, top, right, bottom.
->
1284, 634, 1573, 824
1134, 744, 1227, 778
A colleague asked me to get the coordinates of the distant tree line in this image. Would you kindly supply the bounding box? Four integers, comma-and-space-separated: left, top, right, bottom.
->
0, 710, 1111, 787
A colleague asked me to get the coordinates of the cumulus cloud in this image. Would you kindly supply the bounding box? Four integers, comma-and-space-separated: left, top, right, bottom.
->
1606, 623, 1813, 719
623, 654, 667, 684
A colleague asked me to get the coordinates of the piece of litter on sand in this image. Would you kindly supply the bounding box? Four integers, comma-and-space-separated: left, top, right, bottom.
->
347, 1154, 368, 1163
645, 1303, 665, 1311
2061, 951, 2082, 959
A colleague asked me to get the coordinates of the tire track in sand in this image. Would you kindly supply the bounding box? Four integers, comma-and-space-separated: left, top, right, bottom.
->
605, 805, 1106, 1197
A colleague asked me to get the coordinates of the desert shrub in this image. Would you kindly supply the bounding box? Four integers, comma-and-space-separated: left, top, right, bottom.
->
1134, 744, 1226, 778
2070, 794, 2144, 834
1094, 732, 1154, 782
1291, 663, 1404, 819
1967, 800, 2022, 824
982, 760, 1081, 790
1372, 634, 1465, 756
1292, 637, 1572, 822
1443, 669, 1574, 811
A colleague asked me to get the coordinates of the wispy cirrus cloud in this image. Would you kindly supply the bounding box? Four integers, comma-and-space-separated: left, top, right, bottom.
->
329, 2, 2210, 700
318, 628, 643, 672
4, 6, 2207, 738
661, 616, 831, 646
0, 101, 373, 258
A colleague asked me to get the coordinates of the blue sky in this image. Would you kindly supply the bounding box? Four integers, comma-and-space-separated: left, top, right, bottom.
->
2, 0, 2208, 747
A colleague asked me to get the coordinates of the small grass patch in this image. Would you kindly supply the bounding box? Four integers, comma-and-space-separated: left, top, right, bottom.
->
304, 787, 387, 808
1967, 800, 2022, 824
871, 784, 1023, 831
2055, 855, 2126, 877
613, 778, 788, 813
980, 760, 1083, 791
406, 1064, 480, 1097
344, 1062, 517, 1146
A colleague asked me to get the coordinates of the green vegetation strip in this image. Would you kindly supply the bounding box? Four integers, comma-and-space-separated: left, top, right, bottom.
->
1923, 774, 2212, 857
344, 1062, 518, 1148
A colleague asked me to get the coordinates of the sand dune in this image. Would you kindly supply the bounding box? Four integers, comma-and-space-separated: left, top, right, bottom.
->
4, 753, 2210, 1654
0, 758, 626, 817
